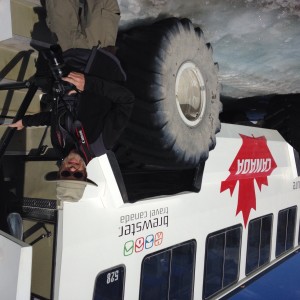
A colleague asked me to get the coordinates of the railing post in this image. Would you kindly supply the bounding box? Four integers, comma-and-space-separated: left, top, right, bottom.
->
0, 82, 38, 159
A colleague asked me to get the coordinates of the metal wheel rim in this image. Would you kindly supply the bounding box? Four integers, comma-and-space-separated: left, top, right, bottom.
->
175, 61, 206, 127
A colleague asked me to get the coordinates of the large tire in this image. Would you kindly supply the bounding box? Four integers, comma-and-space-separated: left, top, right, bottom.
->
116, 18, 222, 168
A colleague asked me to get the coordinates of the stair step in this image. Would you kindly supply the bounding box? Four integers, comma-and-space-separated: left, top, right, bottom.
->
0, 1, 53, 156
0, 35, 37, 81
0, 125, 52, 155
11, 0, 42, 39
0, 79, 42, 116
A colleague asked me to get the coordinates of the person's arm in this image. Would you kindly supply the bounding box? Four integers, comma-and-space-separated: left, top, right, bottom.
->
62, 71, 135, 148
9, 112, 51, 129
62, 71, 131, 104
8, 119, 24, 130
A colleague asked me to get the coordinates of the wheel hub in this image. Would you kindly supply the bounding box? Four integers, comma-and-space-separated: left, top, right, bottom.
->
175, 61, 206, 127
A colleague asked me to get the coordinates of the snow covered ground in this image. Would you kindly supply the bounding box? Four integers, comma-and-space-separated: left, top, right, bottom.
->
119, 0, 300, 98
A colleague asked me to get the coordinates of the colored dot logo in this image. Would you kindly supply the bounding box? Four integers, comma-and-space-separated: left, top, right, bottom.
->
135, 237, 144, 252
123, 232, 164, 256
124, 240, 134, 256
155, 232, 163, 246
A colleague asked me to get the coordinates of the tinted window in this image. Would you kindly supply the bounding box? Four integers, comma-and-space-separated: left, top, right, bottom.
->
204, 232, 225, 296
140, 251, 170, 300
299, 220, 300, 245
93, 266, 125, 300
276, 207, 297, 257
246, 215, 272, 275
203, 226, 242, 299
286, 208, 297, 249
169, 242, 195, 300
224, 228, 240, 287
140, 241, 196, 300
259, 216, 272, 265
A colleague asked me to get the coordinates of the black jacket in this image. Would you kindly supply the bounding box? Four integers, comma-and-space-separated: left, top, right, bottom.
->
23, 75, 134, 157
79, 75, 134, 149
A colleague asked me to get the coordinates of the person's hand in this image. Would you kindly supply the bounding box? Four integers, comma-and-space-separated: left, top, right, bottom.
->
8, 119, 24, 130
62, 72, 85, 94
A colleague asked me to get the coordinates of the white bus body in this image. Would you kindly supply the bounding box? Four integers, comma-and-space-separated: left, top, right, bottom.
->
1, 123, 300, 299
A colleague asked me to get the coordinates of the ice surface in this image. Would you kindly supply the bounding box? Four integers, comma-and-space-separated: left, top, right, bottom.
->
119, 0, 300, 98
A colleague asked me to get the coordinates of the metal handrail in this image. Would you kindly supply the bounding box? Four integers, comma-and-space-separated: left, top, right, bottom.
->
0, 80, 38, 159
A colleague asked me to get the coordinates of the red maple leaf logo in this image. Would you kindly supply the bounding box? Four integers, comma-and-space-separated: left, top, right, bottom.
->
220, 134, 277, 227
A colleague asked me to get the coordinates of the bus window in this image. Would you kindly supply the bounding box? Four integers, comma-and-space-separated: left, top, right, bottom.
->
276, 206, 297, 257
246, 214, 272, 275
93, 265, 125, 300
139, 240, 196, 300
169, 242, 196, 299
299, 218, 300, 245
203, 225, 242, 299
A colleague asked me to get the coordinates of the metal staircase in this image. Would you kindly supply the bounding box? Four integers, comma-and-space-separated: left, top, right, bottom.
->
0, 0, 52, 155
0, 0, 42, 108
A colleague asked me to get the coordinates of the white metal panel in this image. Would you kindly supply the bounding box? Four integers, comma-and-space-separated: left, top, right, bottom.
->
52, 124, 300, 299
0, 230, 32, 300
0, 0, 12, 41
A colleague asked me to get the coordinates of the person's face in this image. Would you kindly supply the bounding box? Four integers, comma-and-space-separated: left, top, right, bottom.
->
59, 150, 87, 181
